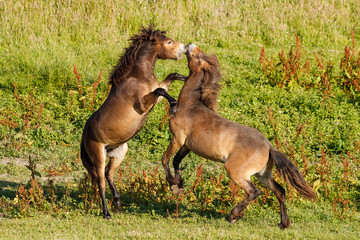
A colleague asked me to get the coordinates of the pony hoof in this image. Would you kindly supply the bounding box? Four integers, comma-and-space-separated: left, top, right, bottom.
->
278, 222, 290, 229
114, 207, 121, 214
170, 185, 180, 195
103, 214, 111, 220
227, 214, 238, 224
177, 74, 187, 81
169, 105, 177, 117
167, 73, 178, 79
168, 73, 187, 81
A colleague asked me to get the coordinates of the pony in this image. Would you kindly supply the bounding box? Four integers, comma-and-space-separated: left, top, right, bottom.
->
161, 43, 316, 228
81, 26, 187, 219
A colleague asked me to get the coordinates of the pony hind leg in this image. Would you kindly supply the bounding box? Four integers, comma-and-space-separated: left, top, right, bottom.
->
81, 140, 98, 183
161, 138, 182, 194
225, 157, 262, 223
172, 146, 190, 195
85, 141, 110, 219
255, 165, 291, 229
106, 143, 128, 213
227, 179, 261, 223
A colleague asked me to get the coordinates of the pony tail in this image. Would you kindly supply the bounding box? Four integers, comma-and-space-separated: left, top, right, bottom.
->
270, 148, 316, 199
81, 139, 98, 180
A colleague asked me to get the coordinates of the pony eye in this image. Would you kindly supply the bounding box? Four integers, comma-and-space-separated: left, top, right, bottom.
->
167, 41, 172, 44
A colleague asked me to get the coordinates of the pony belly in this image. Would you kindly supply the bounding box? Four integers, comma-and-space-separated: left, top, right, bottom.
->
193, 149, 227, 163
99, 113, 147, 144
185, 139, 227, 163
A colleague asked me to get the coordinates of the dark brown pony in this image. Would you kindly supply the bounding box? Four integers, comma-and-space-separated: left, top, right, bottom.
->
81, 26, 187, 219
161, 43, 316, 229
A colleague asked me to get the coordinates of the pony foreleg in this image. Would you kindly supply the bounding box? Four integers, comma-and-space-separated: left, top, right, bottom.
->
159, 73, 188, 90
84, 141, 110, 219
161, 139, 182, 194
172, 146, 190, 194
152, 88, 178, 117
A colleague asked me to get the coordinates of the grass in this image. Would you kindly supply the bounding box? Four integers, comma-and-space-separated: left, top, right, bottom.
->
1, 0, 360, 239
0, 202, 359, 240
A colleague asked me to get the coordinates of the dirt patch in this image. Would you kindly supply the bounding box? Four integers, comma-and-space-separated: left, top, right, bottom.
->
0, 157, 29, 167
0, 156, 83, 185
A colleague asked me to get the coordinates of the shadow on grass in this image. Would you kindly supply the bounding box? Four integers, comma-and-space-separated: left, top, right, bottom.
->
0, 177, 228, 221
119, 194, 227, 220
0, 180, 20, 199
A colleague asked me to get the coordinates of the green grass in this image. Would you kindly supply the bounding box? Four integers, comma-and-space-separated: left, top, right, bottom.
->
0, 0, 359, 239
0, 203, 359, 240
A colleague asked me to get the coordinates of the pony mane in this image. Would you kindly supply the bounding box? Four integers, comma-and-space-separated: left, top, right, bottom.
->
199, 54, 222, 111
109, 26, 168, 85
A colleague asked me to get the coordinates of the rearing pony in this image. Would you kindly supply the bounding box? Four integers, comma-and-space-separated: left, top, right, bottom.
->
161, 43, 316, 229
81, 26, 187, 219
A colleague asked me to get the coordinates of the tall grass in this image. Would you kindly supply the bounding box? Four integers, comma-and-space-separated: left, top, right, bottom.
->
1, 0, 359, 91
1, 0, 359, 46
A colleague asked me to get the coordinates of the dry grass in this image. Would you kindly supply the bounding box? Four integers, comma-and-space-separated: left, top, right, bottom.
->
1, 0, 359, 48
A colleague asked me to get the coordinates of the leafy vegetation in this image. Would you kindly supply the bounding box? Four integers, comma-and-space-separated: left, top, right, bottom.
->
0, 0, 359, 239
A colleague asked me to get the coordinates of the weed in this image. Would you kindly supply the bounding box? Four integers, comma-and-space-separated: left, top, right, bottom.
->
314, 52, 334, 102
259, 35, 310, 88
71, 64, 108, 111
339, 30, 360, 101
260, 30, 360, 105
332, 154, 357, 220
25, 155, 39, 182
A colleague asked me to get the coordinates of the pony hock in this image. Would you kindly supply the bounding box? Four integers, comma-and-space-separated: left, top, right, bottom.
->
162, 43, 316, 229
81, 26, 187, 219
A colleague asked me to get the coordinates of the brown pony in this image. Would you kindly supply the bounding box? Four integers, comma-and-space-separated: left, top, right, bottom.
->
161, 43, 316, 229
81, 26, 187, 219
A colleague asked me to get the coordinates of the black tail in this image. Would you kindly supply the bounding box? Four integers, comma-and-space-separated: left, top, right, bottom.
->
270, 148, 316, 199
80, 139, 98, 180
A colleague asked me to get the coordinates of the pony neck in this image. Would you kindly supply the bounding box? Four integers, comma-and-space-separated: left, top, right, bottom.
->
178, 70, 204, 105
131, 44, 158, 79
110, 42, 158, 86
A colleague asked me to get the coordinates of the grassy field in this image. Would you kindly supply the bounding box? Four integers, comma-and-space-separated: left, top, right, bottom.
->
1, 0, 359, 239
1, 205, 359, 240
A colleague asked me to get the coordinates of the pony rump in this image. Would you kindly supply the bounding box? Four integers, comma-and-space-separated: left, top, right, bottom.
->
200, 54, 222, 111
109, 25, 168, 85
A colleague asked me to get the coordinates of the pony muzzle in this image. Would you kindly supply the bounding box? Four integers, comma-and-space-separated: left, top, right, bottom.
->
176, 43, 186, 59
185, 43, 197, 55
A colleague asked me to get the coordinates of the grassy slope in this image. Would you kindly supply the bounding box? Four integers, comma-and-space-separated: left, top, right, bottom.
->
0, 0, 359, 239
